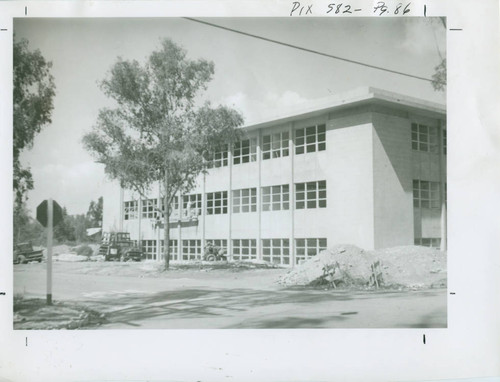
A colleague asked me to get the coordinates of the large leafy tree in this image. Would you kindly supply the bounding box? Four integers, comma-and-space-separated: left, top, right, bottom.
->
13, 38, 56, 211
83, 38, 243, 269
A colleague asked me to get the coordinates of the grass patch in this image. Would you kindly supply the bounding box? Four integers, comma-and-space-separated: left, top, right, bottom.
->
14, 296, 106, 330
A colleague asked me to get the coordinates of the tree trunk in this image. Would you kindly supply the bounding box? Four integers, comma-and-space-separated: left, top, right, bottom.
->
163, 175, 170, 270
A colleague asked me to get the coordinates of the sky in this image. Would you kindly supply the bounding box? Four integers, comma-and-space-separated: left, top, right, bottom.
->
14, 17, 446, 215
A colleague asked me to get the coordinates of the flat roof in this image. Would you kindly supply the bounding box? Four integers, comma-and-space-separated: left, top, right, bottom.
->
241, 87, 446, 131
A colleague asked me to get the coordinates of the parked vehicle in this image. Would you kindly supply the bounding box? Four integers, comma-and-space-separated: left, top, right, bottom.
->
13, 242, 43, 264
98, 232, 143, 261
203, 242, 227, 261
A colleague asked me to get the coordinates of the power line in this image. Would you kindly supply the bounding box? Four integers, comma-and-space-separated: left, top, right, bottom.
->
184, 17, 434, 83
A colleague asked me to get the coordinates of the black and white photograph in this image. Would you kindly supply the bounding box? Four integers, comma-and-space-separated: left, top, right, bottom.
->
1, 1, 499, 380
12, 16, 448, 330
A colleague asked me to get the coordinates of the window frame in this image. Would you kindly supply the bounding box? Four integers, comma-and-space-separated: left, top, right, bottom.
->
182, 239, 202, 260
261, 184, 290, 211
232, 239, 257, 261
262, 238, 290, 265
262, 131, 290, 160
411, 123, 439, 153
413, 180, 440, 209
206, 191, 228, 215
294, 124, 326, 155
295, 180, 327, 210
124, 200, 138, 220
141, 239, 157, 260
183, 193, 202, 217
232, 188, 257, 213
142, 198, 158, 219
233, 137, 257, 165
206, 144, 229, 169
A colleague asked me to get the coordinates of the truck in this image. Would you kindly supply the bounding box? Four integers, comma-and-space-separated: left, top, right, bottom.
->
98, 232, 143, 262
13, 242, 44, 264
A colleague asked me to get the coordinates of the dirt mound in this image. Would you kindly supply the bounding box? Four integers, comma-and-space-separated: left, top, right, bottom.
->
278, 245, 447, 290
279, 245, 370, 287
374, 246, 446, 289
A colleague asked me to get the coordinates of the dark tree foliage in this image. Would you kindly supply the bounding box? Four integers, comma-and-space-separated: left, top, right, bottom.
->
86, 196, 103, 227
13, 38, 56, 211
83, 39, 244, 269
432, 59, 446, 92
431, 18, 446, 92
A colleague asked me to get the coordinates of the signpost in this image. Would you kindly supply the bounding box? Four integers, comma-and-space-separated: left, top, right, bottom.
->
36, 199, 63, 305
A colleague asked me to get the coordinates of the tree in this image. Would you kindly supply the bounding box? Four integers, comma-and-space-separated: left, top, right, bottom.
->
13, 203, 45, 245
54, 207, 75, 243
13, 38, 56, 211
86, 196, 103, 227
431, 59, 446, 92
431, 17, 446, 92
83, 38, 243, 269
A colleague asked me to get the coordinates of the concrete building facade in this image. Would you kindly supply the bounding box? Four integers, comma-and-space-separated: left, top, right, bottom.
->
101, 87, 447, 266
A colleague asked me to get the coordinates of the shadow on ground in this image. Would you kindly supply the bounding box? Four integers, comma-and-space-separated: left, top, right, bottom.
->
79, 287, 445, 329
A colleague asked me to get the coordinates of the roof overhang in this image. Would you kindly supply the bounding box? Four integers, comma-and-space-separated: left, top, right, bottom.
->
240, 87, 446, 132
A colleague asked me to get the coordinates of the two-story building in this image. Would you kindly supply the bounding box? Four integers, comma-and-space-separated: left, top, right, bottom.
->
101, 87, 447, 266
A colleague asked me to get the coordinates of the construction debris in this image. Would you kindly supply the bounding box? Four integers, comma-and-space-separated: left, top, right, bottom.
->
278, 245, 446, 290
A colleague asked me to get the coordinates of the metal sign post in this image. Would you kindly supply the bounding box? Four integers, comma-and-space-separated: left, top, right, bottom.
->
36, 198, 62, 305
46, 198, 53, 305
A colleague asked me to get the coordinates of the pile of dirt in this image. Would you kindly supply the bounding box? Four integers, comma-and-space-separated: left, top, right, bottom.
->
278, 244, 446, 290
374, 246, 447, 289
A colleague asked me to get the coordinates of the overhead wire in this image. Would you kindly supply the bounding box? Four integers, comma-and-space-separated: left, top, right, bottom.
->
183, 17, 434, 83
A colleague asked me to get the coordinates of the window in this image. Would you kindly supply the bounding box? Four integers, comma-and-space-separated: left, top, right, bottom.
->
233, 138, 257, 165
295, 181, 327, 209
160, 239, 179, 261
413, 180, 440, 208
232, 239, 257, 261
183, 194, 202, 217
206, 191, 228, 215
262, 184, 289, 211
142, 240, 157, 260
124, 200, 138, 220
206, 144, 229, 169
262, 239, 290, 265
262, 131, 289, 160
295, 238, 327, 264
232, 188, 257, 213
415, 238, 441, 248
182, 239, 201, 260
411, 123, 439, 153
142, 199, 158, 218
295, 124, 326, 155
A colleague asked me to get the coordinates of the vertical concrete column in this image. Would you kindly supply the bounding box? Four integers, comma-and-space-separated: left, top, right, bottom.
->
257, 128, 262, 260
290, 122, 296, 267
137, 197, 142, 248
202, 173, 206, 253
119, 187, 124, 231
157, 182, 161, 261
228, 145, 233, 260
178, 191, 183, 260
438, 120, 447, 251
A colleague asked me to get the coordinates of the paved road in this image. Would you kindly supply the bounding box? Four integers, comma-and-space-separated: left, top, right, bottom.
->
14, 263, 447, 329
